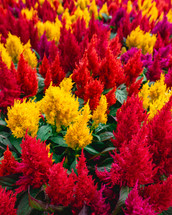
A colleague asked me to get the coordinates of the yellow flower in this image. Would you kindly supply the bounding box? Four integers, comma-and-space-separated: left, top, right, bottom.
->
126, 26, 157, 55
77, 0, 90, 10
99, 3, 109, 19
62, 9, 73, 30
57, 3, 64, 14
127, 0, 132, 14
23, 41, 38, 68
89, 0, 98, 19
139, 74, 172, 120
0, 43, 12, 69
92, 95, 108, 128
59, 75, 73, 92
167, 9, 172, 23
72, 7, 90, 27
21, 7, 37, 20
37, 18, 61, 43
40, 81, 80, 132
6, 33, 24, 63
64, 103, 92, 149
6, 99, 40, 138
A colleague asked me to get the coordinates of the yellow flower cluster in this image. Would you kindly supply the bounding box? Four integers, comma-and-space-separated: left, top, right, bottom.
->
5, 33, 37, 67
64, 103, 93, 149
39, 77, 80, 132
21, 7, 37, 20
6, 33, 23, 63
139, 74, 172, 120
167, 9, 172, 23
6, 99, 40, 138
37, 17, 62, 43
92, 95, 108, 128
0, 43, 12, 69
99, 3, 109, 19
126, 26, 157, 54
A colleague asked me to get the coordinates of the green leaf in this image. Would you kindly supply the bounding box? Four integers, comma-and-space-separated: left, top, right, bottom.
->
101, 13, 112, 21
112, 187, 129, 215
17, 190, 39, 215
37, 125, 52, 142
160, 207, 172, 215
110, 32, 117, 40
0, 174, 18, 187
84, 146, 99, 155
115, 85, 128, 104
0, 135, 13, 150
37, 76, 45, 93
95, 124, 110, 134
0, 120, 7, 127
9, 136, 22, 154
92, 133, 101, 141
32, 49, 40, 60
99, 132, 114, 141
50, 136, 68, 147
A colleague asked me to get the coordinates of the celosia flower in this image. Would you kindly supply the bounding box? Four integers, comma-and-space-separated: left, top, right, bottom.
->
5, 33, 23, 63
105, 86, 117, 108
17, 54, 38, 97
39, 54, 50, 78
147, 97, 172, 178
99, 3, 109, 19
0, 146, 17, 176
0, 186, 17, 215
99, 47, 125, 89
0, 43, 12, 68
143, 176, 172, 213
139, 74, 172, 120
92, 95, 108, 128
0, 57, 20, 111
23, 40, 38, 68
40, 80, 80, 132
64, 103, 93, 149
21, 7, 37, 20
16, 134, 53, 193
6, 99, 40, 138
73, 150, 109, 214
124, 50, 143, 86
124, 182, 156, 215
84, 78, 104, 110
89, 0, 98, 19
126, 26, 157, 55
112, 95, 147, 149
46, 160, 76, 206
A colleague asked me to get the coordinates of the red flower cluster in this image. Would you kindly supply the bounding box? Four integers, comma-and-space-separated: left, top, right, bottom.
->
0, 145, 17, 176
17, 54, 38, 97
16, 133, 53, 193
0, 186, 17, 215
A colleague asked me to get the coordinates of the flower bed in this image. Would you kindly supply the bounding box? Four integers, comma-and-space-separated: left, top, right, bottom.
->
0, 0, 172, 214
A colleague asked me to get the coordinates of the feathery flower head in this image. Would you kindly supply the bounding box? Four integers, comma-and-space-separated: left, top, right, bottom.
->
139, 74, 172, 119
92, 95, 108, 128
46, 160, 76, 206
6, 99, 40, 138
23, 40, 38, 68
99, 3, 109, 19
5, 33, 23, 63
21, 7, 37, 20
16, 134, 53, 193
0, 43, 12, 68
124, 182, 156, 215
89, 0, 98, 19
64, 103, 92, 149
0, 145, 17, 176
40, 82, 80, 132
0, 186, 17, 215
126, 26, 157, 54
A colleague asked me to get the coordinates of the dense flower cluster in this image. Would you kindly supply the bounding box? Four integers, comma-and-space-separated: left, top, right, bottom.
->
0, 0, 172, 214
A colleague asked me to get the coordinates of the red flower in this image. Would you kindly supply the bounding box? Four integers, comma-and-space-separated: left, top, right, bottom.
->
127, 78, 143, 97
112, 95, 147, 149
39, 54, 50, 79
124, 182, 156, 215
0, 57, 20, 111
99, 47, 125, 89
84, 78, 104, 110
124, 50, 143, 86
147, 96, 172, 178
15, 134, 53, 193
72, 54, 92, 99
46, 160, 76, 207
73, 150, 109, 215
110, 128, 156, 187
109, 35, 121, 57
50, 52, 65, 86
44, 68, 52, 92
48, 40, 58, 63
0, 186, 17, 215
105, 86, 117, 108
143, 175, 172, 213
0, 146, 17, 176
17, 54, 38, 97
